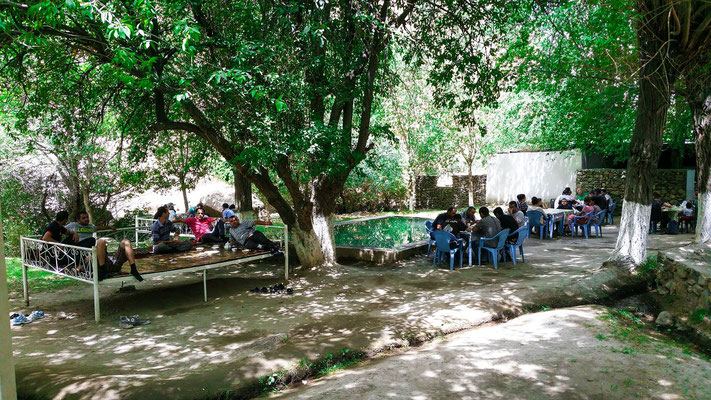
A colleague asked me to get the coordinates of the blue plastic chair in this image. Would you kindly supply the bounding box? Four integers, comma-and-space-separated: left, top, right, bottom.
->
432, 230, 463, 270
478, 228, 510, 269
590, 210, 606, 238
425, 220, 436, 256
606, 202, 616, 224
571, 211, 594, 238
505, 226, 529, 265
526, 210, 547, 239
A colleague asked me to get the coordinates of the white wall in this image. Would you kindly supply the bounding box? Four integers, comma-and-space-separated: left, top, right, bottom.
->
485, 150, 583, 204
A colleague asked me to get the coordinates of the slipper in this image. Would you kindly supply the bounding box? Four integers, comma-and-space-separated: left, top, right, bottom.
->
118, 320, 134, 329
286, 288, 294, 295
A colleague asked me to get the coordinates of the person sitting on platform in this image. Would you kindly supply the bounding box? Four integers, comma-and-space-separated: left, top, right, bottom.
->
64, 211, 117, 248
175, 208, 226, 244
508, 201, 525, 226
42, 211, 77, 245
222, 203, 236, 220
152, 206, 193, 254
228, 215, 281, 253
166, 203, 177, 221
95, 237, 142, 281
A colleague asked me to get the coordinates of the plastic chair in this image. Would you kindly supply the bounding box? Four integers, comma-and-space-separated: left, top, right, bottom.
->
590, 210, 606, 238
425, 220, 436, 256
505, 226, 529, 265
432, 230, 463, 270
478, 228, 510, 269
526, 210, 547, 239
606, 202, 616, 224
571, 211, 594, 238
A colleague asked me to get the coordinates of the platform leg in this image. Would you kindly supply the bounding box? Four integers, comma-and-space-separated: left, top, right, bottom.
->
203, 269, 207, 302
93, 250, 100, 323
284, 226, 289, 280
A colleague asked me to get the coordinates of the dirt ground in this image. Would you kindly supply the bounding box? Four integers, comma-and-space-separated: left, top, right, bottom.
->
7, 224, 697, 399
273, 305, 711, 400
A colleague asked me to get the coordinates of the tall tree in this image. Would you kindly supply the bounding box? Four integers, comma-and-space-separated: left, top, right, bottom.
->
612, 0, 711, 266
0, 0, 509, 267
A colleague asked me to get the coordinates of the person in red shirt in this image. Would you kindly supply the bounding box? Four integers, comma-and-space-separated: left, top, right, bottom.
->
175, 208, 226, 244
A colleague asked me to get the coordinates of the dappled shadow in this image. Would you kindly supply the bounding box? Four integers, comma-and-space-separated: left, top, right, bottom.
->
7, 223, 698, 399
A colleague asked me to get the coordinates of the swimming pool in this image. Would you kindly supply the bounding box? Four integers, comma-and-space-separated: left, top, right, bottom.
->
334, 216, 429, 249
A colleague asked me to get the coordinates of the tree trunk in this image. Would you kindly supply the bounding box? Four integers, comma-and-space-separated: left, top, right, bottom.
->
467, 163, 474, 206
612, 34, 678, 267
689, 82, 711, 244
81, 187, 94, 224
181, 186, 189, 213
234, 168, 253, 213
290, 225, 326, 267
409, 173, 417, 211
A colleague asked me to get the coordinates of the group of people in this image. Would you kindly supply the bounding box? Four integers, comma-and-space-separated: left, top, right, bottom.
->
516, 187, 613, 233
651, 192, 698, 233
432, 201, 526, 258
41, 201, 282, 282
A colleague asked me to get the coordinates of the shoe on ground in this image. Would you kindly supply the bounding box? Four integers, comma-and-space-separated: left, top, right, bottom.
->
12, 314, 31, 325
28, 311, 44, 321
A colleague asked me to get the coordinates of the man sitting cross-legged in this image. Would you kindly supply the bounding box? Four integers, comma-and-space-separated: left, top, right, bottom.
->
94, 238, 142, 281
152, 206, 193, 254
228, 215, 281, 253
175, 208, 226, 244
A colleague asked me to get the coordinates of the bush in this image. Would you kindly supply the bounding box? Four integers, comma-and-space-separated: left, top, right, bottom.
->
0, 172, 50, 256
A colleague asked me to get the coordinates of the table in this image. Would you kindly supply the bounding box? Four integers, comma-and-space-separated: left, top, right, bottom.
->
542, 209, 575, 238
662, 207, 684, 221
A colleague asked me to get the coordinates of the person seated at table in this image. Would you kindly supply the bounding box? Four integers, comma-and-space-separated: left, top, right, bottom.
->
567, 196, 596, 228
469, 207, 501, 246
493, 207, 518, 244
575, 187, 588, 202
602, 189, 612, 204
508, 201, 524, 226
228, 215, 281, 253
591, 189, 608, 212
152, 206, 193, 254
175, 208, 226, 244
460, 206, 477, 226
516, 194, 528, 215
433, 207, 466, 235
555, 188, 575, 208
526, 197, 547, 225
651, 193, 672, 232
556, 198, 573, 210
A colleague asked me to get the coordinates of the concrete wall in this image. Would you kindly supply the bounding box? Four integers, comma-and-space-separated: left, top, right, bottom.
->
485, 150, 583, 204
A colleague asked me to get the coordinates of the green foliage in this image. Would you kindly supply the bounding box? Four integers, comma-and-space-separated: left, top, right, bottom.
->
4, 257, 77, 293
0, 170, 50, 256
689, 309, 711, 324
638, 255, 659, 280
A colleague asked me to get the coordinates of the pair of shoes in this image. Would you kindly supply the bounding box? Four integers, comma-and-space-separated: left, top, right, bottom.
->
119, 315, 150, 329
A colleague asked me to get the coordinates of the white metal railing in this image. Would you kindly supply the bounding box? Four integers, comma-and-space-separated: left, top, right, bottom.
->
135, 216, 192, 244
20, 237, 96, 283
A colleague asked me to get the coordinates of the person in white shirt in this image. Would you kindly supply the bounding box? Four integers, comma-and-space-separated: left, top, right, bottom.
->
508, 201, 524, 226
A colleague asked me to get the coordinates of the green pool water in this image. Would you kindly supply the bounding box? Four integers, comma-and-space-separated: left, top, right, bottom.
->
334, 216, 429, 249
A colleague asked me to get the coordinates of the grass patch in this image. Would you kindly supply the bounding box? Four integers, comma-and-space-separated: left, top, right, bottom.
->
5, 257, 77, 294
638, 255, 659, 281
689, 308, 711, 324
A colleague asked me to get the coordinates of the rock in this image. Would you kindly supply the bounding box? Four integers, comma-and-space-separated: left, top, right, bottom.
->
698, 276, 708, 286
677, 268, 689, 279
658, 287, 669, 295
656, 311, 674, 327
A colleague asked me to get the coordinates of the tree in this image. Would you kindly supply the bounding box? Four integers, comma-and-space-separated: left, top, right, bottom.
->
612, 0, 711, 266
0, 0, 510, 268
459, 120, 486, 206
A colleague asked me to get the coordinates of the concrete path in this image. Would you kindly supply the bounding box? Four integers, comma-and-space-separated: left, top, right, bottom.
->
7, 226, 694, 399
274, 306, 711, 400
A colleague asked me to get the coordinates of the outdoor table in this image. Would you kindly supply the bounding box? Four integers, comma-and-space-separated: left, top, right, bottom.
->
662, 206, 684, 221
543, 209, 575, 238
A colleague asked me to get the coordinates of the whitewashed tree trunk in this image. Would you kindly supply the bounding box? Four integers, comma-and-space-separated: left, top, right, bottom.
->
290, 225, 327, 268
612, 201, 651, 266
408, 173, 417, 211
697, 191, 711, 244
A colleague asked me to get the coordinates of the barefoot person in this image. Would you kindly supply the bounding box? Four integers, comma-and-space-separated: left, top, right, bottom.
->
152, 206, 192, 254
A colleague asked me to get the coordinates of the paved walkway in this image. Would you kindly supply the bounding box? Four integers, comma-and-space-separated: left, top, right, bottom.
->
274, 306, 711, 400
7, 225, 693, 399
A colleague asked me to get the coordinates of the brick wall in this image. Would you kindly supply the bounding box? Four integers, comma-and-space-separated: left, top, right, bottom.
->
575, 169, 687, 205
415, 175, 487, 210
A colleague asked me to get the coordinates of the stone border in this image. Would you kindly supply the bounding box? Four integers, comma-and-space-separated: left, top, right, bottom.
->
335, 215, 430, 264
